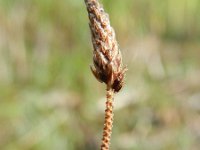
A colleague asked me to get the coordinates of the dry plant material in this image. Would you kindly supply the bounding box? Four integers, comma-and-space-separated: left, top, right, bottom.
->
84, 0, 127, 149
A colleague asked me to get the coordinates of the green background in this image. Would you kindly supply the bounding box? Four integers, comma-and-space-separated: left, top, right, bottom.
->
0, 0, 200, 149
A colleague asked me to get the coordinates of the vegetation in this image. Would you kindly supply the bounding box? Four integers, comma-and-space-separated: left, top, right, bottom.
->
0, 0, 200, 150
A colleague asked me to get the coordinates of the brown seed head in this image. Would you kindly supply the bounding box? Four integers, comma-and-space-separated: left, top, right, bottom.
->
85, 0, 127, 92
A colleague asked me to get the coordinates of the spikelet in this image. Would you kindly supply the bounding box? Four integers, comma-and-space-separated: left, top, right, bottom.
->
84, 0, 126, 92
84, 0, 127, 149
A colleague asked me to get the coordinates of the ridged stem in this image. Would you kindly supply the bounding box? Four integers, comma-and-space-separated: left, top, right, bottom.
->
101, 88, 114, 150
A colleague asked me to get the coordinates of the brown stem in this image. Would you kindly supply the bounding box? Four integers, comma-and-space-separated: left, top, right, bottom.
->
101, 88, 114, 150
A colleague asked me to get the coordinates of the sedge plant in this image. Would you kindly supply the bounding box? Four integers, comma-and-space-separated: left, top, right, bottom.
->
84, 0, 127, 149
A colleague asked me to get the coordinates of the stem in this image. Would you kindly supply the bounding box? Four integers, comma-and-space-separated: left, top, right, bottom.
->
101, 88, 114, 150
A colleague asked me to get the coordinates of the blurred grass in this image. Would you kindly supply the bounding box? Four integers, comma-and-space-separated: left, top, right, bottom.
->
0, 0, 200, 150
